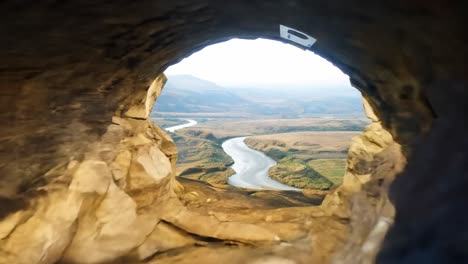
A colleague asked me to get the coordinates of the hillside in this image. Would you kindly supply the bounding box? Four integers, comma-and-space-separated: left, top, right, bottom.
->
152, 74, 365, 118
153, 75, 250, 113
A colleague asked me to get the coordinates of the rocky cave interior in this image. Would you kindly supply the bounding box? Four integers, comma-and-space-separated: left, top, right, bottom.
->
1, 1, 467, 263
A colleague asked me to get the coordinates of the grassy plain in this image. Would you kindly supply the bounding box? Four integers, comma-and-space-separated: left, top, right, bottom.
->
199, 118, 367, 134
245, 131, 359, 189
307, 159, 347, 185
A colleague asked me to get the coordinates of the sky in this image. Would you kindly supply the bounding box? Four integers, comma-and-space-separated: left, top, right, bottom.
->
164, 38, 351, 88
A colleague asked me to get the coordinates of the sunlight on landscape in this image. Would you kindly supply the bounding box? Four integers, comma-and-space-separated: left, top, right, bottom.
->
152, 38, 367, 191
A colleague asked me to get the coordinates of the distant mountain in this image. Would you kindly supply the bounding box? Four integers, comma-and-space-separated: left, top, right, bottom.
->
153, 75, 250, 113
230, 86, 364, 117
162, 75, 224, 92
153, 74, 365, 118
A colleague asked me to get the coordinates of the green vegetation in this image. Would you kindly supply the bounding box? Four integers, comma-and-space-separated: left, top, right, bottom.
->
307, 159, 346, 185
245, 132, 357, 190
171, 128, 235, 185
262, 150, 334, 190
152, 118, 358, 190
265, 149, 289, 160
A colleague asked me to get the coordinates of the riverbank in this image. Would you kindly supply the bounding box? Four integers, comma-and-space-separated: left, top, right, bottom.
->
165, 119, 198, 132
153, 118, 362, 190
222, 137, 300, 191
245, 131, 359, 189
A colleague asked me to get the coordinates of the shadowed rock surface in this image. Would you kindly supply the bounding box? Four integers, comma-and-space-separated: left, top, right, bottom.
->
0, 1, 467, 263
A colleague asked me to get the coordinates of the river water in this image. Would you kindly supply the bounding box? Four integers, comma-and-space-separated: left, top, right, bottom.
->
164, 119, 299, 191
222, 137, 300, 191
165, 119, 198, 132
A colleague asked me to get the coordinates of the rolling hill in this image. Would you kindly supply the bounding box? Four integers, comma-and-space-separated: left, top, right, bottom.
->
153, 74, 365, 118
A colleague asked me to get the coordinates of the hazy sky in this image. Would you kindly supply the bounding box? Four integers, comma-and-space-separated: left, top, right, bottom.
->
165, 38, 350, 88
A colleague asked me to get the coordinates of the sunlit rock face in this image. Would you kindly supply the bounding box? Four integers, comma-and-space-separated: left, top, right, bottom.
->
0, 74, 182, 263
322, 98, 406, 263
1, 1, 467, 263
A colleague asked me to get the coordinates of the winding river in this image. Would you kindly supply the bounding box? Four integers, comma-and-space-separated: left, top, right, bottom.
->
164, 119, 299, 191
165, 119, 198, 132
222, 137, 300, 191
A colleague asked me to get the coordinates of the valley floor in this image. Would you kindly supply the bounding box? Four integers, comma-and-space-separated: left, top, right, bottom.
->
245, 131, 359, 189
152, 117, 366, 191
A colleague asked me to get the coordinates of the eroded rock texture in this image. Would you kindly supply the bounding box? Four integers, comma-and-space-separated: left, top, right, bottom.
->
1, 1, 467, 263
0, 74, 181, 263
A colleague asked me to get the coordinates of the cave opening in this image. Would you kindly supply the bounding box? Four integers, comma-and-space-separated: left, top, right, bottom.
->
151, 38, 369, 199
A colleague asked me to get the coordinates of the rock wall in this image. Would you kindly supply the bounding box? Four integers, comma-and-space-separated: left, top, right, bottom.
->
323, 98, 406, 263
0, 74, 184, 263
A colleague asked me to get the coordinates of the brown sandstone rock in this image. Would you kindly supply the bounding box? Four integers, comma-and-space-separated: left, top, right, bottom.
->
136, 221, 197, 260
